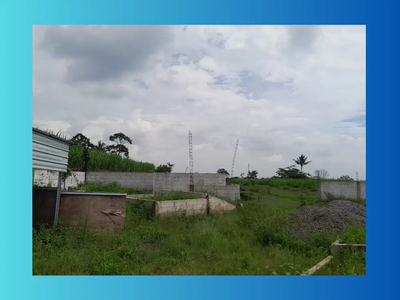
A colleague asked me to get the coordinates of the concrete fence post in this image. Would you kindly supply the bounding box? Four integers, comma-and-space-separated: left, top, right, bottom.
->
356, 181, 361, 200
318, 181, 322, 200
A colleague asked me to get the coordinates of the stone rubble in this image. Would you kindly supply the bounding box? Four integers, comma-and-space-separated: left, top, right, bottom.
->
288, 200, 366, 240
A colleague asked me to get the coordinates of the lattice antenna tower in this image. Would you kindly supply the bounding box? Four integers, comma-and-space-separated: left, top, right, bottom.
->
230, 139, 239, 177
188, 131, 194, 191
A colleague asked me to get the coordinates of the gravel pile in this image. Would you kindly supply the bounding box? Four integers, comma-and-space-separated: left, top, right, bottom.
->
288, 200, 366, 240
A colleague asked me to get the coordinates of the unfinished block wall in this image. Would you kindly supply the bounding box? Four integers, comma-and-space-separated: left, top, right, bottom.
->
319, 181, 366, 200
86, 172, 155, 191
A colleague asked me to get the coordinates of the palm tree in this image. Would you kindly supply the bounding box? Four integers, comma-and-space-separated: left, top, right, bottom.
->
293, 154, 312, 173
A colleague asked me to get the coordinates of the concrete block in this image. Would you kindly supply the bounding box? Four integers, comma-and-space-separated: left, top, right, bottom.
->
330, 240, 366, 255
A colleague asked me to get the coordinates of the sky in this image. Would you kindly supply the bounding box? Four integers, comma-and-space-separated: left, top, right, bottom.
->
33, 25, 366, 179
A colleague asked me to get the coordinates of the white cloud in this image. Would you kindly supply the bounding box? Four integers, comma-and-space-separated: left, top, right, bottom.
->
262, 154, 285, 163
33, 25, 366, 179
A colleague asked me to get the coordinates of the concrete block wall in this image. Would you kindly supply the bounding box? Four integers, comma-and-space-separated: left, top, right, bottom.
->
319, 181, 366, 200
156, 196, 236, 217
33, 170, 85, 190
157, 199, 207, 216
37, 170, 236, 198
194, 184, 240, 201
86, 172, 154, 191
209, 196, 237, 213
153, 173, 228, 193
128, 195, 236, 218
358, 182, 366, 199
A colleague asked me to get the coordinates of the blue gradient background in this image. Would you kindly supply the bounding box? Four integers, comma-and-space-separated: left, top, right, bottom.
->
0, 0, 398, 299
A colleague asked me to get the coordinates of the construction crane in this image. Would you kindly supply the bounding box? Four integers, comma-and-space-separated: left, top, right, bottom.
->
230, 139, 239, 177
188, 131, 194, 191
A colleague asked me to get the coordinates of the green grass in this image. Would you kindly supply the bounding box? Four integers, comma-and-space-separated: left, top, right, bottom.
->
340, 227, 366, 244
72, 183, 146, 195
33, 202, 329, 275
68, 146, 155, 172
32, 180, 366, 275
315, 250, 366, 275
148, 193, 200, 201
229, 178, 320, 192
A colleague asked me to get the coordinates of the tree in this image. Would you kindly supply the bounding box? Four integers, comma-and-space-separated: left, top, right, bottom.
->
293, 154, 312, 172
108, 132, 133, 158
314, 169, 330, 179
339, 175, 354, 181
70, 133, 95, 149
247, 170, 258, 179
217, 168, 230, 176
276, 165, 311, 179
82, 147, 90, 172
95, 140, 107, 152
155, 163, 174, 173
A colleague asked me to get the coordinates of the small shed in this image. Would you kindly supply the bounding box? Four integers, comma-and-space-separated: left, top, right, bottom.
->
32, 128, 72, 227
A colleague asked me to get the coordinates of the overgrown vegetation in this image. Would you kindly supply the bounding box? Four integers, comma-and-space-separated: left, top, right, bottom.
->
33, 181, 365, 275
340, 227, 366, 244
315, 250, 366, 275
72, 183, 146, 195
155, 163, 174, 173
68, 146, 155, 172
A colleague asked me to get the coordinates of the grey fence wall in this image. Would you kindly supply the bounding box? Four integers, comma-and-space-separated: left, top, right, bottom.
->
194, 184, 240, 201
86, 172, 239, 201
319, 181, 366, 200
86, 172, 155, 191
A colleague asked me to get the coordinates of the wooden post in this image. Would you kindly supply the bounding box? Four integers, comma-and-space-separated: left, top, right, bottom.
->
53, 172, 62, 227
206, 193, 210, 215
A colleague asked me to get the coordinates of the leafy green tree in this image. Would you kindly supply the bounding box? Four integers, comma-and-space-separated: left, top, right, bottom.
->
339, 175, 354, 181
82, 147, 90, 172
293, 154, 312, 172
108, 132, 133, 158
155, 163, 174, 173
275, 165, 310, 179
247, 170, 258, 179
70, 133, 95, 149
217, 168, 230, 176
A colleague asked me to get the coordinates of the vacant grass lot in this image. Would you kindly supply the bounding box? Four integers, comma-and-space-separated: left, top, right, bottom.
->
33, 179, 366, 275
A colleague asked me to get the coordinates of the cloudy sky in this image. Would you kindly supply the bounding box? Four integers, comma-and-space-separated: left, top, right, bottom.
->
33, 25, 365, 179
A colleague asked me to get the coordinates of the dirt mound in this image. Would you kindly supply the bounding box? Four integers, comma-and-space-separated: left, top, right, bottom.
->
288, 200, 366, 240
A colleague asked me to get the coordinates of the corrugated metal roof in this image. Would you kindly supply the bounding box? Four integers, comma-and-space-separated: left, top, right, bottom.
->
32, 127, 73, 145
33, 129, 70, 172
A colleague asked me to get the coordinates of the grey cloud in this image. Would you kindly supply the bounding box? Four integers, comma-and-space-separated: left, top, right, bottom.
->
340, 114, 366, 127
287, 25, 319, 50
238, 71, 294, 100
33, 25, 365, 179
39, 25, 174, 83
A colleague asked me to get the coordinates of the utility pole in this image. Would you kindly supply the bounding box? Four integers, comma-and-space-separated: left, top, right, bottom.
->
188, 131, 194, 191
